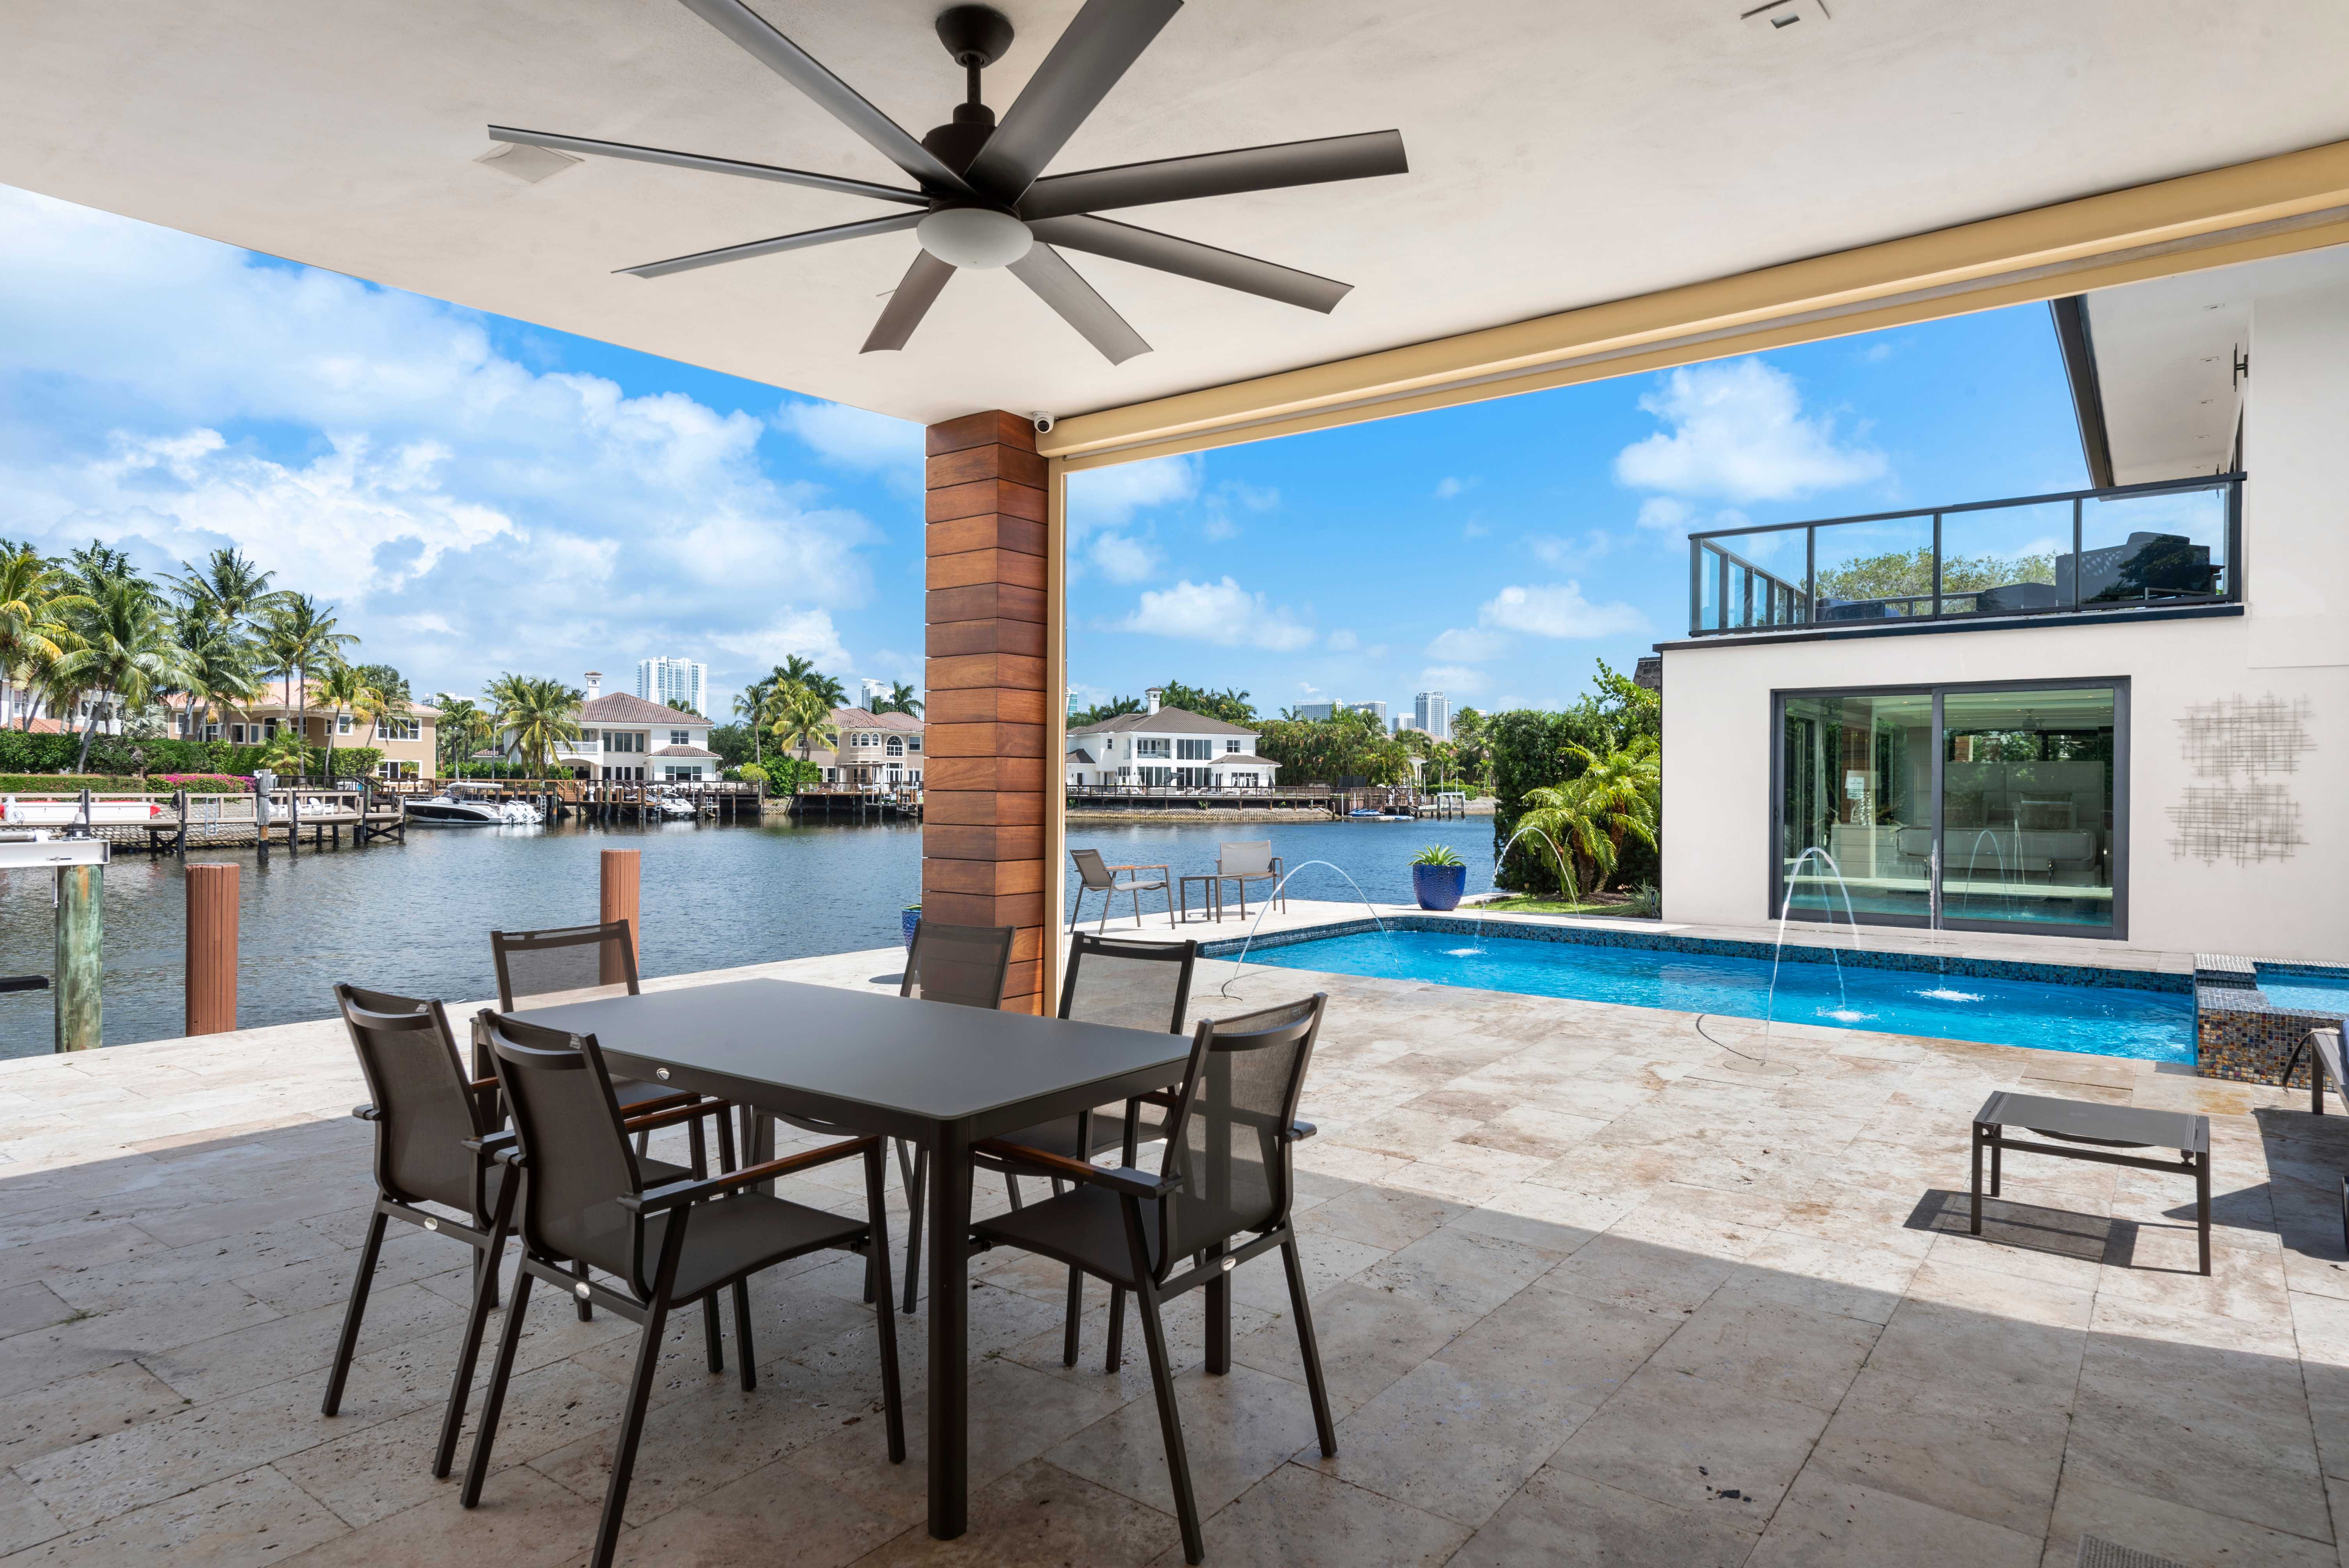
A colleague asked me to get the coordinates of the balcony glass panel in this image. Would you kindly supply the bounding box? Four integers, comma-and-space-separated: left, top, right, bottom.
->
1693, 529, 1808, 633
2076, 486, 2228, 607
1937, 501, 2071, 616
1810, 514, 1934, 625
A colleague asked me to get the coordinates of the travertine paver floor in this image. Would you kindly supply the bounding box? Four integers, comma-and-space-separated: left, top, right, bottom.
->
2, 944, 2342, 1568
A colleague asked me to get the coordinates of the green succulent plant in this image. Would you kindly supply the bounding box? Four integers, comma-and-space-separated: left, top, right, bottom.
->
1410, 843, 1464, 868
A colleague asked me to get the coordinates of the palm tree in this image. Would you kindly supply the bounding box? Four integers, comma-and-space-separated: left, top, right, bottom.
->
487, 673, 583, 775
1513, 737, 1661, 899
175, 608, 262, 741
315, 662, 366, 776
434, 695, 486, 779
732, 676, 777, 766
50, 579, 196, 772
172, 547, 283, 630
768, 682, 838, 791
0, 543, 86, 730
354, 669, 410, 748
260, 594, 357, 752
878, 681, 923, 718
775, 657, 847, 712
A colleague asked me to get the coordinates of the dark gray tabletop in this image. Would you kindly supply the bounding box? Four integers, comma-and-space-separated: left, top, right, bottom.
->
1975, 1090, 2208, 1152
510, 977, 1187, 1125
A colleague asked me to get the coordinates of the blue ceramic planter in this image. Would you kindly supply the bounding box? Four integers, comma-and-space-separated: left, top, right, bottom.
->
1412, 863, 1468, 911
901, 906, 922, 950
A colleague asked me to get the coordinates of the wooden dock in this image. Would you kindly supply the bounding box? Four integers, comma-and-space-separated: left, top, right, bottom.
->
0, 786, 407, 853
374, 776, 766, 825
777, 786, 922, 822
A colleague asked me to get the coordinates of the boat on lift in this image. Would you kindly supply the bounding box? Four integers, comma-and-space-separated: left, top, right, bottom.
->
407, 785, 543, 827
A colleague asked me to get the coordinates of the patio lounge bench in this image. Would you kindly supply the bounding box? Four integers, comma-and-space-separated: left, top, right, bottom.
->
1971, 1091, 2210, 1274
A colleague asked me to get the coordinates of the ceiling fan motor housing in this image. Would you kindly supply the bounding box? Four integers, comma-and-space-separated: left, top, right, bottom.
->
916, 203, 1032, 268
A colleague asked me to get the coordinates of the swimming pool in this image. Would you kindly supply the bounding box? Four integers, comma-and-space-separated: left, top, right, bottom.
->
1240, 927, 2195, 1060
2256, 966, 2349, 1018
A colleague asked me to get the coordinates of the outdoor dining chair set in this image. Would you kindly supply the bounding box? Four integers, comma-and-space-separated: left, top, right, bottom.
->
321, 916, 1337, 1566
1070, 841, 1289, 930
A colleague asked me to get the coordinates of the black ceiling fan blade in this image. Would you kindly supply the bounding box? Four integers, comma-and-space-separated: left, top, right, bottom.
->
488, 127, 929, 206
965, 0, 1183, 202
618, 211, 924, 279
674, 0, 974, 196
1018, 130, 1407, 221
1025, 215, 1351, 312
1007, 244, 1151, 364
862, 253, 957, 353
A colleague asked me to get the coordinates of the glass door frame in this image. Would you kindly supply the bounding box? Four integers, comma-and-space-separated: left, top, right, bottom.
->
1766, 675, 2130, 941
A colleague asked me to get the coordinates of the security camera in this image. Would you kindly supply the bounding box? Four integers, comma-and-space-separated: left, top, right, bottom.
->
1031, 411, 1056, 434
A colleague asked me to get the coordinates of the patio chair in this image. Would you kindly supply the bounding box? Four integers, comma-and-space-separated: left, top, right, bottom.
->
1214, 840, 1286, 921
322, 984, 724, 1481
460, 1010, 903, 1568
1070, 846, 1174, 931
893, 920, 1017, 1313
967, 993, 1338, 1564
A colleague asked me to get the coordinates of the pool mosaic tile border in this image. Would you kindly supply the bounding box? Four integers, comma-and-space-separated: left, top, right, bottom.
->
1200, 915, 2195, 994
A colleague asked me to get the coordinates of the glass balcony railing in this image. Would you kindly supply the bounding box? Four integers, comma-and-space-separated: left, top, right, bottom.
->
1687, 473, 2242, 638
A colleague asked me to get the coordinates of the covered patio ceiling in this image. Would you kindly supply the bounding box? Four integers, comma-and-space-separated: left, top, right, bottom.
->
5, 1, 2347, 433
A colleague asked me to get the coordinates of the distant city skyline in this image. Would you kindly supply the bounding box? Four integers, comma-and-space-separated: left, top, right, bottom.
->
636, 656, 707, 718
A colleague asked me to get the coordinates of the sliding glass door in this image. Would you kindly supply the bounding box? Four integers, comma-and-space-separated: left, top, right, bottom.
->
1773, 680, 2125, 937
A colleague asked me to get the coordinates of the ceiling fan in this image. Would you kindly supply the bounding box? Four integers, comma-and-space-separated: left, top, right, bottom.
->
489, 0, 1408, 365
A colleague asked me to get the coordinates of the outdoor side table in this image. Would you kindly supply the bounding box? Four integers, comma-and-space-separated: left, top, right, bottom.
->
1971, 1091, 2211, 1274
1177, 872, 1223, 923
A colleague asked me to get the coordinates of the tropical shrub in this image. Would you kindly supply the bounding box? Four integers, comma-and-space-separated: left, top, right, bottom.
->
1410, 843, 1463, 867
1511, 738, 1661, 898
0, 731, 378, 779
1489, 659, 1663, 893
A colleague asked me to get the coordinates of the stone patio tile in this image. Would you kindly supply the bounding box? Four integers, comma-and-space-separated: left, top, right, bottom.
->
1747, 1471, 2039, 1567
1152, 1462, 1467, 1568
1445, 1179, 1622, 1254
1295, 1183, 1468, 1253
1451, 1103, 1611, 1163
1805, 1365, 2068, 1535
611, 1451, 914, 1568
1547, 1358, 1830, 1515
999, 1280, 1278, 1402
1539, 1231, 1738, 1318
2041, 1472, 2336, 1568
5, 1464, 347, 1568
139, 1281, 455, 1404
1726, 1231, 1920, 1324
0, 1278, 279, 1400
0, 1360, 187, 1470
1313, 1356, 1588, 1527
277, 1463, 600, 1568
1228, 1231, 1388, 1316
848, 1457, 1173, 1566
1643, 1295, 1880, 1413
1447, 1463, 1755, 1568
0, 1473, 63, 1558
1044, 1362, 1324, 1518
1355, 1222, 1559, 1320
1230, 1280, 1473, 1413
0, 1283, 77, 1340
1435, 1277, 1681, 1412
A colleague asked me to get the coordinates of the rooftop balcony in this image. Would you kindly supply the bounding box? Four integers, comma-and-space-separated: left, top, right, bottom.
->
1687, 473, 2242, 640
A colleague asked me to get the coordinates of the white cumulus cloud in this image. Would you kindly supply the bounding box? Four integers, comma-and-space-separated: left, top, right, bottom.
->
1479, 583, 1649, 639
1426, 627, 1510, 662
1114, 577, 1315, 651
1068, 454, 1203, 527
1088, 532, 1161, 583
1614, 358, 1886, 502
775, 399, 921, 478
1418, 665, 1490, 696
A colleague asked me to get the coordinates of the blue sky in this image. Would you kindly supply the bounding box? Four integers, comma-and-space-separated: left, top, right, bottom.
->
0, 183, 2088, 720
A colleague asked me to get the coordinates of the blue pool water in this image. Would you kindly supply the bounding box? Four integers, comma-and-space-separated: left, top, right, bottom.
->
2257, 968, 2349, 1018
1245, 929, 2195, 1060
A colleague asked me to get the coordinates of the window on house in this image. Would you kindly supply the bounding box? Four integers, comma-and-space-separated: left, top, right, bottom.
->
1135, 738, 1170, 758
336, 714, 353, 735
1226, 739, 1241, 753
1176, 738, 1212, 760
1139, 766, 1173, 787
603, 731, 642, 753
382, 718, 419, 741
670, 730, 690, 745
887, 736, 904, 756
1174, 766, 1212, 788
907, 736, 921, 752
230, 723, 247, 743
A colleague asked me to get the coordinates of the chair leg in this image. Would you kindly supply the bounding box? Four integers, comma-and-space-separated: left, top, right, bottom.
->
1062, 1266, 1084, 1368
592, 1291, 674, 1568
862, 1142, 907, 1465
703, 1293, 725, 1375
1134, 1284, 1205, 1564
1280, 1235, 1338, 1457
435, 1182, 518, 1478
1005, 1171, 1023, 1211
731, 1279, 756, 1393
461, 1266, 535, 1507
574, 1257, 595, 1322
1104, 1285, 1126, 1373
320, 1208, 387, 1416
1203, 1241, 1230, 1375
901, 1143, 928, 1315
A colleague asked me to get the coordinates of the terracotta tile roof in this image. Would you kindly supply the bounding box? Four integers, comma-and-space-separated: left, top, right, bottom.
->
1069, 706, 1254, 737
651, 745, 717, 758
581, 693, 702, 725
829, 708, 923, 731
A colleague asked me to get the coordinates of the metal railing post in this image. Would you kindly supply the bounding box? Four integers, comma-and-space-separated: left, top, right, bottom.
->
1930, 512, 1943, 618
2070, 497, 2083, 609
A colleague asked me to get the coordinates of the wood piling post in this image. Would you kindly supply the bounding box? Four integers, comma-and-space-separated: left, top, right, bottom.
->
600, 848, 640, 983
53, 863, 101, 1051
185, 862, 238, 1035
174, 788, 188, 857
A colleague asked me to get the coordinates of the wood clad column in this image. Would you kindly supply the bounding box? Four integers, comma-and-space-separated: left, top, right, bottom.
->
924, 412, 1052, 1013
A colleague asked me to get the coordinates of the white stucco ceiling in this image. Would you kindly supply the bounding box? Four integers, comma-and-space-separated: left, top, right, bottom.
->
4, 1, 2347, 426
2085, 242, 2349, 483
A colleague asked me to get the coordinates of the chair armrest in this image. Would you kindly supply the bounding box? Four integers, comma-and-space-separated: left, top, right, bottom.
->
1135, 1089, 1181, 1109
462, 1130, 519, 1158
1283, 1119, 1317, 1142
352, 1103, 379, 1122
468, 1075, 498, 1094
622, 1099, 728, 1134
617, 1135, 878, 1215
971, 1138, 1177, 1200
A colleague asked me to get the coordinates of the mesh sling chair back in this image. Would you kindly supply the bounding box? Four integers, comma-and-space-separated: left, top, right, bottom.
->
968, 993, 1337, 1564
1070, 846, 1175, 931
461, 1011, 904, 1568
1215, 839, 1285, 920
326, 983, 726, 1480
892, 920, 1017, 1313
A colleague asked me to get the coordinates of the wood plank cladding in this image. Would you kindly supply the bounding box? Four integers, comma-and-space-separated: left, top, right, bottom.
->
923, 411, 1051, 1014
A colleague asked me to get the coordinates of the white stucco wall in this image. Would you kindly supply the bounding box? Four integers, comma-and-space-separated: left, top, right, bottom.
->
1659, 266, 2349, 961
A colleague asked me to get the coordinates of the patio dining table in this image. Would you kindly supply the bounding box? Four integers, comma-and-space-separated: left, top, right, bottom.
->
508, 975, 1189, 1540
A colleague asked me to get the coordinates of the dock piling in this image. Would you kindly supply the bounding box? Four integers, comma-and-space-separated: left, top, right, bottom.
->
185, 863, 239, 1036
600, 849, 640, 982
53, 863, 102, 1051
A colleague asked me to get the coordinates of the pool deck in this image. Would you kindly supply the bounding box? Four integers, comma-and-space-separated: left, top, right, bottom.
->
4, 939, 2342, 1567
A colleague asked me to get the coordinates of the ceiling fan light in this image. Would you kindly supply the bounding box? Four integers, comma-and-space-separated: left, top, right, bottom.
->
917, 206, 1032, 269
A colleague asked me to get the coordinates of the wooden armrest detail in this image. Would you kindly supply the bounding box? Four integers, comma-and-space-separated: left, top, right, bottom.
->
622, 1099, 724, 1133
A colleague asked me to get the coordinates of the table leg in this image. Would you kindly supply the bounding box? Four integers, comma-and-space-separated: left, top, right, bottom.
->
2196, 1151, 2211, 1277
1969, 1122, 1984, 1235
927, 1121, 973, 1539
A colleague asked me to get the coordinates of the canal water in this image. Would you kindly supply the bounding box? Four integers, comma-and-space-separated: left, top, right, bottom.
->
0, 815, 1498, 1054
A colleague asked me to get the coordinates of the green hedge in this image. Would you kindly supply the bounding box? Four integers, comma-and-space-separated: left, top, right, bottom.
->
0, 731, 383, 779
1488, 670, 1663, 894
0, 773, 251, 794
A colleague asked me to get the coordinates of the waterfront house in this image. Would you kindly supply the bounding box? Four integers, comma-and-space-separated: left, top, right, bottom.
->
798, 707, 923, 789
1659, 246, 2349, 962
165, 686, 440, 781
1066, 689, 1278, 790
501, 672, 718, 781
